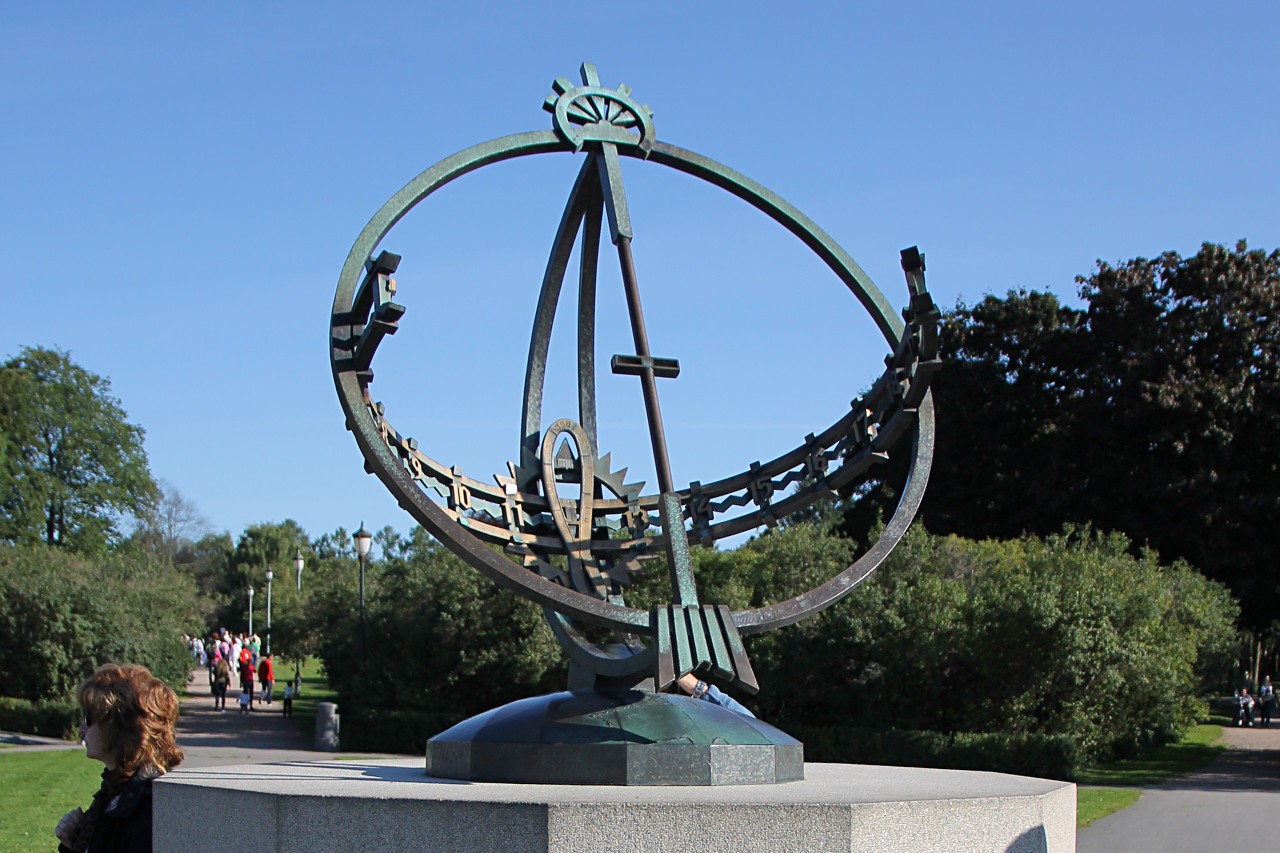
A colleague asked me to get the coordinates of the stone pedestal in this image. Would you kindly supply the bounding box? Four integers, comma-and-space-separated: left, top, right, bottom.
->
428, 689, 802, 785
154, 759, 1076, 852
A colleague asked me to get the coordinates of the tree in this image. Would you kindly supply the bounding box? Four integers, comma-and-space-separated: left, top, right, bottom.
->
853, 242, 1280, 625
0, 346, 156, 553
0, 545, 202, 701
310, 525, 563, 719
215, 520, 310, 636
133, 480, 210, 568
1077, 242, 1280, 624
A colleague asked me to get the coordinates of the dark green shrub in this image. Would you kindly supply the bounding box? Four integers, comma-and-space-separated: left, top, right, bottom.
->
0, 545, 201, 701
0, 696, 80, 740
787, 724, 1079, 781
338, 706, 468, 754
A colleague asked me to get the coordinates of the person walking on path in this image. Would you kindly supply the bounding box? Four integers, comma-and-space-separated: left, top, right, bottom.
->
1237, 688, 1256, 727
258, 654, 275, 705
211, 657, 230, 711
239, 657, 256, 709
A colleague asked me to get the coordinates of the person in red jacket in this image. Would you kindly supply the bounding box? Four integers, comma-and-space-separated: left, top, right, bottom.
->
258, 654, 275, 704
239, 657, 256, 709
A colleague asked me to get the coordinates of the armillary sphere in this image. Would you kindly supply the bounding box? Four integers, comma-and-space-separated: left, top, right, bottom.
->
330, 63, 939, 697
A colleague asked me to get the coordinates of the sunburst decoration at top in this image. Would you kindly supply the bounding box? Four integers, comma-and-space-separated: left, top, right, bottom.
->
543, 62, 655, 154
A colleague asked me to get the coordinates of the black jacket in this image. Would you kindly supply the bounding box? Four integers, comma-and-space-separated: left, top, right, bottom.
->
60, 768, 157, 853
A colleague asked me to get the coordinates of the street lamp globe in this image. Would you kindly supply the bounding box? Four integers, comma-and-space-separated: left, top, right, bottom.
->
354, 523, 372, 558
354, 522, 372, 661
293, 549, 305, 591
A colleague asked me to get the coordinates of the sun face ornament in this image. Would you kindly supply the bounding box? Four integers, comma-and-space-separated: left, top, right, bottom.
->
330, 63, 939, 785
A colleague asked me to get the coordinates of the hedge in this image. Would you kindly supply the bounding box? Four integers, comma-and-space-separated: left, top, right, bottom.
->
338, 707, 469, 754
0, 696, 80, 740
335, 705, 1078, 778
786, 724, 1079, 781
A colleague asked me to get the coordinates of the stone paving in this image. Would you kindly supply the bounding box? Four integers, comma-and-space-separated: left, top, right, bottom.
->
170, 667, 331, 767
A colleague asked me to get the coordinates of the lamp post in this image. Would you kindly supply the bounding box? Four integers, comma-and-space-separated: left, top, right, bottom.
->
292, 548, 304, 695
354, 522, 372, 661
265, 568, 273, 656
247, 584, 255, 636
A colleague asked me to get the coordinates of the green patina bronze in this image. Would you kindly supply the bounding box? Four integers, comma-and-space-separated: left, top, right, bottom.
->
329, 63, 938, 784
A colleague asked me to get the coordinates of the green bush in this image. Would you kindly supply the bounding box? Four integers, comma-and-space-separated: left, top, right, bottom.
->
787, 724, 1079, 781
0, 696, 80, 740
0, 545, 201, 701
736, 524, 1237, 762
314, 530, 564, 724
304, 520, 1237, 767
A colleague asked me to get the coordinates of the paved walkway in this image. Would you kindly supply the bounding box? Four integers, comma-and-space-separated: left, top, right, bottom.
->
1078, 723, 1280, 851
2, 669, 408, 768
172, 668, 332, 768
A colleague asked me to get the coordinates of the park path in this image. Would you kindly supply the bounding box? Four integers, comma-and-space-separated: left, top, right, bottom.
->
1077, 723, 1280, 851
1, 669, 355, 767
172, 667, 328, 768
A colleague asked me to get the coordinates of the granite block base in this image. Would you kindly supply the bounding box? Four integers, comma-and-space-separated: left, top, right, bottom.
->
154, 760, 1075, 852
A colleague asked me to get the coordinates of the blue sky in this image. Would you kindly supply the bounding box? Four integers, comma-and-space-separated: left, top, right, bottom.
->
2, 1, 1276, 546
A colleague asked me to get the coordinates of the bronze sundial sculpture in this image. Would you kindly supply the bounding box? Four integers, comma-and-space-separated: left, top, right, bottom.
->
330, 63, 939, 785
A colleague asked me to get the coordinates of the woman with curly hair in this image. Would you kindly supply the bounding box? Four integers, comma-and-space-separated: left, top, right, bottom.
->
55, 663, 184, 853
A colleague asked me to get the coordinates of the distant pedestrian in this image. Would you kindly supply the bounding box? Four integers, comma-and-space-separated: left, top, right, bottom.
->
258, 654, 275, 704
240, 658, 256, 709
1236, 688, 1256, 727
282, 683, 293, 717
212, 657, 230, 711
1261, 677, 1275, 728
238, 690, 250, 715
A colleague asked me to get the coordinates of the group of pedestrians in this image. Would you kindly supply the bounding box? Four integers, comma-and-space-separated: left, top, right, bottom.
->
1234, 670, 1275, 728
188, 631, 294, 717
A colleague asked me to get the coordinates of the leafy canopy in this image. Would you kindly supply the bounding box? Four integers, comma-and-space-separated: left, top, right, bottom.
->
0, 346, 156, 553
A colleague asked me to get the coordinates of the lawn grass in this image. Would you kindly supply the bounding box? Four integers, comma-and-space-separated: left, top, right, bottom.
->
0, 749, 100, 853
282, 656, 338, 741
1076, 724, 1224, 786
1075, 723, 1224, 829
1076, 787, 1141, 828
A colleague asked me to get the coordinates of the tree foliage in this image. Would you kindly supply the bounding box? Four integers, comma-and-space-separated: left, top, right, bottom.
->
0, 346, 156, 553
310, 527, 563, 718
0, 546, 201, 701
853, 242, 1280, 625
387, 514, 1234, 761
691, 522, 1237, 759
